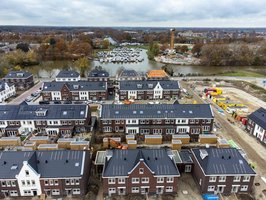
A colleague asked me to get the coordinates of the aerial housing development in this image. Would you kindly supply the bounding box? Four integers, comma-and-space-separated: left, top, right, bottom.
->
0, 24, 265, 200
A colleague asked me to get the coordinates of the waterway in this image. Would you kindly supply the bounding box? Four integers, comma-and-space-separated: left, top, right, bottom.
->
27, 49, 265, 78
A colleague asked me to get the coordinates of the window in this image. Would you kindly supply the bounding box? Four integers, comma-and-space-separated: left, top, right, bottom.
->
6, 181, 11, 187
108, 178, 115, 184
207, 186, 215, 192
132, 178, 140, 184
233, 176, 241, 182
141, 177, 149, 183
166, 129, 175, 134
165, 119, 170, 124
203, 126, 210, 131
165, 186, 173, 192
157, 177, 164, 183
219, 176, 226, 182
11, 181, 16, 187
52, 189, 60, 195
240, 185, 248, 192
118, 178, 125, 184
9, 190, 18, 197
167, 177, 174, 183
1, 181, 6, 187
75, 179, 79, 185
31, 180, 36, 186
139, 168, 144, 174
26, 180, 30, 186
65, 179, 70, 185
70, 179, 75, 185
44, 180, 49, 186
72, 188, 81, 195
209, 176, 217, 182
54, 179, 59, 185
49, 179, 54, 185
25, 170, 29, 176
24, 190, 31, 195
243, 176, 250, 182
132, 187, 139, 193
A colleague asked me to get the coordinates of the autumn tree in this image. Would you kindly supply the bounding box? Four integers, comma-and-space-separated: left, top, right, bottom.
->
180, 45, 189, 53
192, 43, 203, 57
74, 57, 90, 77
101, 39, 110, 49
16, 43, 30, 52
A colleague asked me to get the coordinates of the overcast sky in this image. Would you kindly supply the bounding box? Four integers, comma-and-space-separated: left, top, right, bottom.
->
0, 0, 266, 27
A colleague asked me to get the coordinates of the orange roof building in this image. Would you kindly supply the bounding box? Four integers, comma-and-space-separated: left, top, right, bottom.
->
146, 70, 168, 80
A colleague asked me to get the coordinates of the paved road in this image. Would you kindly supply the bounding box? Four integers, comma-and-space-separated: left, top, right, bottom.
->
172, 76, 266, 88
181, 81, 266, 175
9, 81, 43, 105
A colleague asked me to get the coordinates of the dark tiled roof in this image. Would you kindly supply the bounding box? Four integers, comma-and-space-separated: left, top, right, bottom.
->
0, 103, 88, 120
0, 150, 88, 179
119, 69, 139, 77
119, 80, 180, 91
42, 81, 107, 91
56, 70, 80, 78
4, 71, 32, 79
192, 148, 256, 175
103, 149, 180, 177
100, 104, 213, 119
248, 107, 266, 130
88, 69, 109, 77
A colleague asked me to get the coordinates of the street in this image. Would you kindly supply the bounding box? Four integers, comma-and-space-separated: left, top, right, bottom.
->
9, 81, 43, 105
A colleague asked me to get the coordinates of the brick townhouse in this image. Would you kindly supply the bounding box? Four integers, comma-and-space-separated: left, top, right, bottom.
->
102, 148, 180, 196
3, 71, 34, 90
0, 102, 91, 137
42, 81, 108, 101
118, 80, 180, 100
246, 107, 266, 145
191, 148, 256, 194
0, 150, 91, 198
99, 104, 214, 141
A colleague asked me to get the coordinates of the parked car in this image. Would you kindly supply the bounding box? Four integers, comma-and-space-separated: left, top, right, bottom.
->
53, 101, 61, 104
64, 100, 72, 104
39, 100, 50, 105
25, 96, 34, 102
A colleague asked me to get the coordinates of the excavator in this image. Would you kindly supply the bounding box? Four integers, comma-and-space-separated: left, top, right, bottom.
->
108, 138, 128, 149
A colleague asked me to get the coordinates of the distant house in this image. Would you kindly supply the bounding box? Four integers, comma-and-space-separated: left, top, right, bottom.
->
0, 80, 16, 102
118, 80, 180, 100
99, 104, 214, 141
3, 71, 34, 90
146, 70, 169, 80
55, 70, 80, 82
246, 107, 266, 145
0, 150, 91, 198
42, 81, 108, 101
117, 69, 142, 81
88, 68, 109, 82
102, 149, 180, 196
191, 148, 256, 194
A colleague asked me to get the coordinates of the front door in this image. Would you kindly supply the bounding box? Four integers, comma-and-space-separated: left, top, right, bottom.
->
156, 187, 164, 194
32, 190, 37, 196
231, 185, 239, 193
118, 187, 126, 195
185, 165, 192, 172
141, 187, 149, 194
217, 186, 225, 193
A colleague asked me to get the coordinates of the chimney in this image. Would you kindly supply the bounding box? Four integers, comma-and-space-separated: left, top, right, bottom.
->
170, 29, 175, 50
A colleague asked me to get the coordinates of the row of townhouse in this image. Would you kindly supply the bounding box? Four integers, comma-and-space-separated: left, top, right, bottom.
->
3, 71, 34, 90
42, 81, 108, 101
102, 148, 256, 196
0, 150, 91, 198
99, 104, 214, 141
0, 80, 16, 103
118, 80, 180, 100
0, 102, 91, 137
246, 107, 266, 145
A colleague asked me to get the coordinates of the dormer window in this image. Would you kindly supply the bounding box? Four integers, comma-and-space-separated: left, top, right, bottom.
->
73, 85, 79, 89
148, 84, 153, 88
35, 108, 48, 116
137, 84, 142, 89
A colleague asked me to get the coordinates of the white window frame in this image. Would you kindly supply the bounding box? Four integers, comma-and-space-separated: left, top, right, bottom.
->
243, 176, 250, 182
141, 177, 149, 183
132, 187, 139, 193
233, 176, 241, 182
207, 185, 215, 192
240, 185, 248, 192
165, 186, 173, 192
219, 176, 226, 182
118, 178, 125, 184
108, 178, 115, 184
132, 178, 139, 184
209, 176, 217, 182
166, 177, 174, 183
157, 177, 164, 183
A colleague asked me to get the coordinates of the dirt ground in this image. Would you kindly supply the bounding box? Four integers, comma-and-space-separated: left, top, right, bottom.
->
221, 87, 266, 112
181, 81, 266, 200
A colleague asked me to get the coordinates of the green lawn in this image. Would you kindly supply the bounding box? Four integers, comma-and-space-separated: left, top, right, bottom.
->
220, 70, 266, 78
